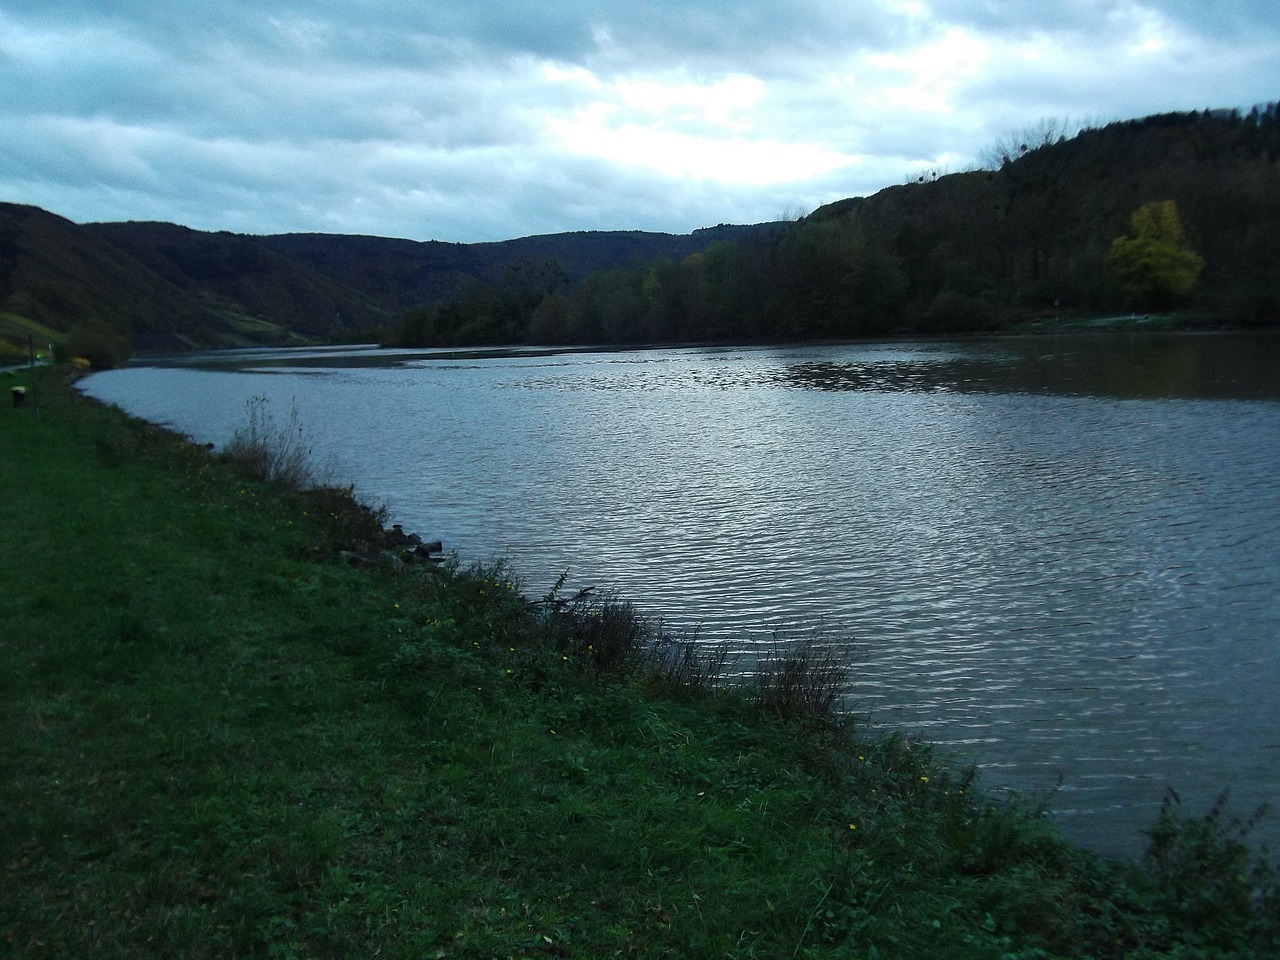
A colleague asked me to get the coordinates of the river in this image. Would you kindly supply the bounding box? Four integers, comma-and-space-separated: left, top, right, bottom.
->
81, 331, 1280, 858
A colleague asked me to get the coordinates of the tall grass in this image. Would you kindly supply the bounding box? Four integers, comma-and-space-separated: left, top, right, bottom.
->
222, 393, 315, 488
753, 633, 851, 722
645, 631, 729, 701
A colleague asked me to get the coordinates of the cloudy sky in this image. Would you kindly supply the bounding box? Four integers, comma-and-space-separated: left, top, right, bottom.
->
2, 1, 1276, 243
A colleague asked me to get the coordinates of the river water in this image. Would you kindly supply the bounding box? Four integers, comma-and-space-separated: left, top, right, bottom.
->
81, 332, 1280, 858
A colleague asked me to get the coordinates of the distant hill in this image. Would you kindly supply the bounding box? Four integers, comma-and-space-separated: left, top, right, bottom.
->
0, 204, 207, 356
796, 109, 1280, 332
0, 201, 781, 358
0, 204, 381, 356
255, 223, 777, 316
84, 221, 395, 348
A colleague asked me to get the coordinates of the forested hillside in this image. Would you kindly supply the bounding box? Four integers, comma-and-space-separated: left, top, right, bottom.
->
397, 108, 1278, 348
0, 199, 777, 363
0, 204, 208, 363
0, 205, 386, 362
2, 106, 1277, 364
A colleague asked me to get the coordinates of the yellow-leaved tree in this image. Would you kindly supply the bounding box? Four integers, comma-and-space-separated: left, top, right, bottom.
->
1106, 200, 1205, 309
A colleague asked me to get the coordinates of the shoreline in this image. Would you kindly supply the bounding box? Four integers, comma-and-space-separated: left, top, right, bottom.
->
109, 311, 1280, 365
4, 366, 1277, 957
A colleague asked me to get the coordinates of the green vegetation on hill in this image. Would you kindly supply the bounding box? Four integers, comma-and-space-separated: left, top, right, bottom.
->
85, 220, 396, 348
2, 368, 1278, 958
0, 201, 778, 358
0, 313, 57, 365
0, 205, 323, 359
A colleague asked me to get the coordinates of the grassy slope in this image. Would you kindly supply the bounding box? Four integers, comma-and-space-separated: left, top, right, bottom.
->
0, 315, 59, 361
2, 370, 1276, 959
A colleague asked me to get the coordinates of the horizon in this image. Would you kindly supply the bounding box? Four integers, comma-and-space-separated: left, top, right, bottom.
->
8, 100, 1268, 248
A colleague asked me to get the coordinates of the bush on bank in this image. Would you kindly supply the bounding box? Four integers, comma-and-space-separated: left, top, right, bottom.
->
1, 367, 1277, 959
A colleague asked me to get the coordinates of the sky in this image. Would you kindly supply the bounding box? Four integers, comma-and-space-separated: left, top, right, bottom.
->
2, 1, 1277, 244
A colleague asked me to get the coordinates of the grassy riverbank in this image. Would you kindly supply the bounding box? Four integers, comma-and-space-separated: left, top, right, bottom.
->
3, 369, 1277, 959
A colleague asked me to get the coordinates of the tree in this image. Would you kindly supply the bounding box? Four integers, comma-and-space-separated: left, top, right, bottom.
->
397, 306, 436, 346
979, 117, 1083, 170
1106, 200, 1205, 309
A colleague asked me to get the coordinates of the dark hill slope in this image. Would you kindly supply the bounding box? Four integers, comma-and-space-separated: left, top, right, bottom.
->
84, 221, 395, 344
0, 204, 387, 352
1, 202, 779, 353
253, 234, 479, 315
0, 203, 204, 348
807, 110, 1280, 325
257, 223, 783, 313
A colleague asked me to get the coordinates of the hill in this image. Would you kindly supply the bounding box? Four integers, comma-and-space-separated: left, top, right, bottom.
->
0, 204, 386, 359
0, 204, 205, 360
85, 220, 396, 348
251, 224, 779, 318
0, 200, 780, 361
801, 109, 1280, 331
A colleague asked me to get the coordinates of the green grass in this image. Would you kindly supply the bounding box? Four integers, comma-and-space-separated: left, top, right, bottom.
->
2, 369, 1277, 959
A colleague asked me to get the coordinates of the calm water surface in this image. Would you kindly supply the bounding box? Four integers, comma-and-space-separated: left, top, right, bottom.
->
82, 333, 1280, 857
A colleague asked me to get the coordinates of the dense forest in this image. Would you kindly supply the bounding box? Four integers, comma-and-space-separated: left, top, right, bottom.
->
396, 108, 1280, 347
2, 106, 1278, 365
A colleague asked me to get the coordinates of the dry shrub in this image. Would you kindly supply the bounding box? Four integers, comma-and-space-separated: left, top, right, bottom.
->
753, 634, 851, 722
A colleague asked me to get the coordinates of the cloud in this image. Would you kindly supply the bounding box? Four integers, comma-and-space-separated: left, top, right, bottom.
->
2, 1, 1278, 241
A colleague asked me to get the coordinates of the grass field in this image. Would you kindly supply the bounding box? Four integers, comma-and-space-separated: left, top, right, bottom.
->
2, 367, 1276, 958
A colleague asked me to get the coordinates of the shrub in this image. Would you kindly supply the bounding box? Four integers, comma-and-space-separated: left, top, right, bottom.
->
223, 394, 315, 488
644, 631, 729, 701
753, 633, 850, 722
295, 484, 389, 550
1138, 790, 1280, 952
529, 574, 658, 677
54, 324, 128, 369
561, 594, 650, 676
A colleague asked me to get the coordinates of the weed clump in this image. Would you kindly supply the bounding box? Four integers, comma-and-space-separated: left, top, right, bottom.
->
293, 483, 389, 552
1134, 789, 1280, 955
754, 633, 850, 722
223, 394, 314, 488
644, 631, 729, 701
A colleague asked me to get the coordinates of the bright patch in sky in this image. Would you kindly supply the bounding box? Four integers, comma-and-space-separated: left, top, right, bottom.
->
867, 28, 991, 114
615, 74, 763, 130
547, 107, 856, 183
543, 69, 853, 183
1126, 8, 1175, 55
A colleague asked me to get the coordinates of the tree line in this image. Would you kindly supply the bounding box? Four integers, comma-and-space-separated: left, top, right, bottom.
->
394, 108, 1280, 348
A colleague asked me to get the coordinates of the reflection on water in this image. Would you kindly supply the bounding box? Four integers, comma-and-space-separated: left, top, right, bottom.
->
782, 335, 1280, 399
84, 333, 1280, 857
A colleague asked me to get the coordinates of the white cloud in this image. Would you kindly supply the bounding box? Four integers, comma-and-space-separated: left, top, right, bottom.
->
864, 27, 992, 114
546, 110, 857, 184
536, 68, 858, 184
